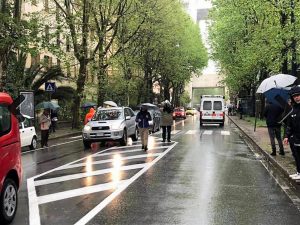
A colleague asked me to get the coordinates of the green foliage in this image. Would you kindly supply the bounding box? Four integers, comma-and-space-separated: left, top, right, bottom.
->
209, 0, 300, 97
179, 91, 191, 107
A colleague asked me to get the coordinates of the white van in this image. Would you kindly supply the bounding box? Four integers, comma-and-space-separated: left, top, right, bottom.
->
200, 95, 225, 127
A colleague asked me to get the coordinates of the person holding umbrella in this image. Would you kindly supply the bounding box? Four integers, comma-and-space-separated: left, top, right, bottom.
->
264, 101, 285, 156
135, 105, 152, 151
39, 109, 51, 148
283, 86, 300, 180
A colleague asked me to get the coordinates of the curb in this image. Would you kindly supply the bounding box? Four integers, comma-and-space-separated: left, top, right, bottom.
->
227, 116, 300, 187
37, 131, 82, 142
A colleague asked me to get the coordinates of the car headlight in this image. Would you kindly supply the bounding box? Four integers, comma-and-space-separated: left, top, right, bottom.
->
111, 123, 122, 130
83, 125, 91, 132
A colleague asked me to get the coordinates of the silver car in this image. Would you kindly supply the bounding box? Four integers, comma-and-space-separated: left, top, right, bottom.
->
82, 107, 138, 148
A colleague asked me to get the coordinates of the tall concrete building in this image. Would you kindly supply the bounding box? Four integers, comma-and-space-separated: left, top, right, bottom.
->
182, 0, 224, 107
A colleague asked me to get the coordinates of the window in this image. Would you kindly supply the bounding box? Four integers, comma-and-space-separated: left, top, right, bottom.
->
203, 101, 212, 110
213, 101, 222, 110
0, 104, 11, 137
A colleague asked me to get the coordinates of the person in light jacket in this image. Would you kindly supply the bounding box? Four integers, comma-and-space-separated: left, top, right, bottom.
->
135, 105, 152, 151
161, 100, 173, 142
39, 109, 51, 148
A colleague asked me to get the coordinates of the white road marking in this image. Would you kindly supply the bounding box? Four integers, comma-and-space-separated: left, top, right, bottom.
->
171, 130, 181, 134
221, 131, 230, 135
74, 142, 178, 225
38, 180, 129, 205
69, 135, 82, 139
22, 139, 82, 155
27, 178, 41, 225
185, 130, 198, 134
203, 130, 213, 135
28, 140, 177, 225
34, 163, 148, 186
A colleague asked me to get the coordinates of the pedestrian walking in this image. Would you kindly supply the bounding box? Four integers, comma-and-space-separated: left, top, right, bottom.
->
264, 101, 285, 156
283, 86, 300, 180
135, 105, 152, 151
161, 100, 173, 142
39, 109, 51, 148
84, 107, 95, 125
50, 110, 58, 133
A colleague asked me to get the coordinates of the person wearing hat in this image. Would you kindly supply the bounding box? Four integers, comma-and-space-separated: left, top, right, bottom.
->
161, 100, 173, 142
283, 85, 300, 180
135, 105, 152, 151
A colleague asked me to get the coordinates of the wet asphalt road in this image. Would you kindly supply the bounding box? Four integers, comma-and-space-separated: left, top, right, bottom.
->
12, 116, 300, 225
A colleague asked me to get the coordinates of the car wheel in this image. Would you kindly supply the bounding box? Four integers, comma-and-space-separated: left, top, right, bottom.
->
131, 127, 138, 141
83, 140, 91, 149
29, 136, 37, 150
220, 122, 224, 127
0, 178, 18, 224
120, 129, 127, 146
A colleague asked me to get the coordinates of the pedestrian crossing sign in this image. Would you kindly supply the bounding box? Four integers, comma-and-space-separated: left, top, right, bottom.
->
45, 82, 56, 92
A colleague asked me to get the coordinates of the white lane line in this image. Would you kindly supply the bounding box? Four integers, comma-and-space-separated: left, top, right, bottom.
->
34, 163, 148, 186
94, 146, 167, 157
74, 142, 178, 225
27, 178, 41, 225
171, 130, 180, 134
203, 130, 213, 135
58, 152, 162, 171
221, 131, 230, 136
185, 130, 198, 135
69, 135, 82, 139
38, 180, 129, 205
22, 139, 82, 155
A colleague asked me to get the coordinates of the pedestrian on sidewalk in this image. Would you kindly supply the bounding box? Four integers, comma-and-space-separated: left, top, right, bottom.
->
161, 100, 173, 142
283, 86, 300, 180
39, 109, 51, 148
264, 101, 285, 156
238, 103, 243, 119
50, 110, 58, 133
136, 105, 152, 151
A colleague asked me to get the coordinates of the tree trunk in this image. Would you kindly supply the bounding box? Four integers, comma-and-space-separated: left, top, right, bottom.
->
97, 62, 107, 107
72, 60, 87, 128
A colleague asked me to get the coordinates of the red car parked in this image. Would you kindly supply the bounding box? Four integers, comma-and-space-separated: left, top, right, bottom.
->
173, 107, 186, 120
0, 92, 23, 224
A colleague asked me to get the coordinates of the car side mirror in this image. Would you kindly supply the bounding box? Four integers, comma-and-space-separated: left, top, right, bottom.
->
125, 116, 131, 120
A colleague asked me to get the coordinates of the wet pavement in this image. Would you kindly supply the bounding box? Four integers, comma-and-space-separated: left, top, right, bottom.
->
12, 116, 300, 225
228, 115, 300, 185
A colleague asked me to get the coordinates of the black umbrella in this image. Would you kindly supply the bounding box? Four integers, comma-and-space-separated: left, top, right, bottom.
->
81, 102, 97, 108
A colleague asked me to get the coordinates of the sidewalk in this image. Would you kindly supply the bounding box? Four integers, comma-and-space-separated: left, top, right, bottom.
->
37, 121, 82, 141
228, 115, 298, 182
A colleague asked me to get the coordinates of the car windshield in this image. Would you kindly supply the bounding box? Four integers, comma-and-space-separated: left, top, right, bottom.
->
93, 109, 123, 121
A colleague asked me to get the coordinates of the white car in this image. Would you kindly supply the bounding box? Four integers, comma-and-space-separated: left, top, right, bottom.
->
82, 107, 138, 148
19, 117, 37, 150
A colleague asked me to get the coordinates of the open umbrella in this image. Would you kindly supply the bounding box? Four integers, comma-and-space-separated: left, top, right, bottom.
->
138, 103, 157, 108
103, 101, 118, 107
81, 102, 97, 108
256, 74, 297, 93
35, 101, 60, 110
263, 87, 290, 108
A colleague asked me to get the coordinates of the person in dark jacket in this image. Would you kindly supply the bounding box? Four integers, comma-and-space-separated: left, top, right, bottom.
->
264, 101, 284, 156
283, 85, 300, 180
161, 100, 173, 142
135, 105, 152, 151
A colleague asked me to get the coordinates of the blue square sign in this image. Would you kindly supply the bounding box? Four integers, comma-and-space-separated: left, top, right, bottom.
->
45, 82, 56, 92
